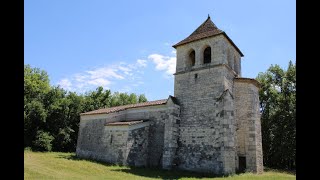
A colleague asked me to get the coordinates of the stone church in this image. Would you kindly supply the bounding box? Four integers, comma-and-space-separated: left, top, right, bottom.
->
76, 16, 263, 175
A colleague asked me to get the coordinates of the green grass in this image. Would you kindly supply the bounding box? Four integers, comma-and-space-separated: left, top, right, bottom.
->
24, 151, 295, 180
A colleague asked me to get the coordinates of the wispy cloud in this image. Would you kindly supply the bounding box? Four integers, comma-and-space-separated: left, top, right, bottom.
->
58, 79, 72, 91
56, 50, 176, 93
137, 59, 147, 67
57, 59, 147, 93
148, 53, 176, 78
87, 78, 111, 87
86, 67, 124, 80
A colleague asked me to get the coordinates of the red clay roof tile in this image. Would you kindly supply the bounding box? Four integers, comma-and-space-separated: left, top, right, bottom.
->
81, 99, 167, 116
172, 16, 243, 57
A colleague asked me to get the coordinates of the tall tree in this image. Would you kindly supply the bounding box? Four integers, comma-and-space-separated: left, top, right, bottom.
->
24, 65, 50, 147
256, 61, 296, 170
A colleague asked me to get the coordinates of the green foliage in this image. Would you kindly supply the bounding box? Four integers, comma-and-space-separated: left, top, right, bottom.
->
24, 64, 148, 152
32, 130, 55, 151
24, 64, 50, 101
256, 61, 296, 170
24, 147, 32, 151
138, 94, 148, 103
24, 65, 51, 147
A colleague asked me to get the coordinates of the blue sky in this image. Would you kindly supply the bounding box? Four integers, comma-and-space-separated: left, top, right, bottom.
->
25, 0, 296, 101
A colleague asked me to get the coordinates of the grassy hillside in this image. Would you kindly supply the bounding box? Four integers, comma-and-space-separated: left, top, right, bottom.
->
24, 151, 295, 180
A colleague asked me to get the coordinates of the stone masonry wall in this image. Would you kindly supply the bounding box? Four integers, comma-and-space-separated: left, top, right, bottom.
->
104, 127, 129, 165
219, 89, 236, 174
126, 125, 149, 167
76, 111, 127, 163
174, 34, 239, 174
175, 35, 241, 76
162, 100, 181, 169
76, 102, 180, 168
174, 67, 238, 174
174, 67, 224, 174
125, 106, 169, 167
234, 80, 263, 173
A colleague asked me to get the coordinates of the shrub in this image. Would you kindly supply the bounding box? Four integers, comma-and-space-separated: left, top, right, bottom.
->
32, 130, 54, 151
24, 147, 32, 151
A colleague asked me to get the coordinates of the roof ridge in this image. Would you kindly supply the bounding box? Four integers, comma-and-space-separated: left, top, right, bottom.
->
189, 16, 219, 37
81, 99, 168, 116
172, 16, 223, 48
172, 16, 244, 56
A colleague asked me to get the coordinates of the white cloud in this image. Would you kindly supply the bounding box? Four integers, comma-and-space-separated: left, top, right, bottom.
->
58, 79, 72, 90
56, 59, 149, 93
86, 67, 124, 80
148, 54, 176, 77
118, 65, 133, 76
87, 78, 111, 87
137, 59, 147, 67
55, 50, 176, 93
74, 74, 87, 82
171, 50, 176, 54
118, 66, 131, 73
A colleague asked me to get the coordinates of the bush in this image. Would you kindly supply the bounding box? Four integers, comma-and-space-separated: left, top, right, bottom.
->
32, 130, 54, 151
52, 127, 75, 152
24, 147, 32, 151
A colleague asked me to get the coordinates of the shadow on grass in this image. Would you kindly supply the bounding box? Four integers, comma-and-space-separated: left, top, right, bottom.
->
112, 167, 221, 179
56, 154, 224, 179
56, 153, 116, 166
264, 167, 296, 175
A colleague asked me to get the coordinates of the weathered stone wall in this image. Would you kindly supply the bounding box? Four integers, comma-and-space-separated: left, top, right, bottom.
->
173, 68, 226, 174
175, 35, 241, 77
76, 112, 126, 163
125, 106, 168, 167
126, 125, 150, 167
162, 99, 181, 169
174, 34, 239, 174
76, 101, 180, 168
234, 79, 263, 173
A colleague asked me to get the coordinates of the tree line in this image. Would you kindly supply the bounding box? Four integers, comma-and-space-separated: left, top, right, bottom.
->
24, 64, 147, 152
24, 61, 296, 171
256, 61, 296, 170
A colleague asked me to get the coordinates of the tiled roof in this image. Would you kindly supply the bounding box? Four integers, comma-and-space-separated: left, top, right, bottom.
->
173, 16, 223, 48
105, 120, 145, 126
81, 99, 167, 116
172, 16, 244, 57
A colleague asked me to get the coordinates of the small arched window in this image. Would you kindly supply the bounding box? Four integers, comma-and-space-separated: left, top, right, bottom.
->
189, 50, 195, 66
204, 47, 211, 64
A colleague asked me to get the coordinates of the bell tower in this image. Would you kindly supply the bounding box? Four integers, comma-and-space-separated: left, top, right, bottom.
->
172, 15, 245, 174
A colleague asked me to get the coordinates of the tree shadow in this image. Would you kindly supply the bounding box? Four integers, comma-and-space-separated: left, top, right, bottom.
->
56, 154, 225, 179
56, 153, 116, 166
111, 167, 222, 179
